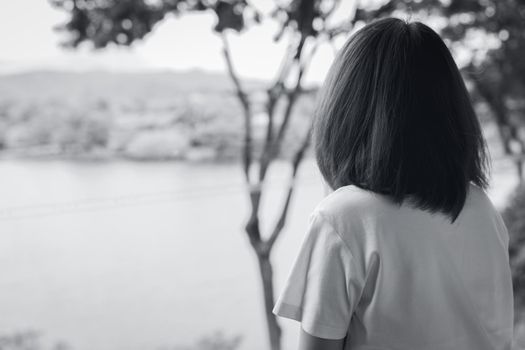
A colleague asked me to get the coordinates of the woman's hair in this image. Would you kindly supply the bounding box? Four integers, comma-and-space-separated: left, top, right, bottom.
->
313, 17, 490, 223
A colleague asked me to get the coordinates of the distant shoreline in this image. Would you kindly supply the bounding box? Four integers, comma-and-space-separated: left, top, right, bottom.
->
0, 148, 310, 164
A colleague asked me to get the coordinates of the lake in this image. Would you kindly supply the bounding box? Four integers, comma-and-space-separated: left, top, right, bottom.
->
0, 158, 518, 350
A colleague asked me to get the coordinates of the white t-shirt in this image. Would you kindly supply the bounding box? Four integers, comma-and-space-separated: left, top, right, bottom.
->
273, 182, 514, 350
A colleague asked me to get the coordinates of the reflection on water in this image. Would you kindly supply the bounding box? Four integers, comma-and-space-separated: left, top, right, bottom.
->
0, 158, 517, 350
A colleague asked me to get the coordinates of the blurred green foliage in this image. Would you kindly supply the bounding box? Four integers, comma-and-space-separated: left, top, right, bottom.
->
0, 331, 69, 350
503, 184, 525, 323
0, 330, 241, 350
48, 0, 340, 48
0, 77, 315, 161
166, 331, 242, 350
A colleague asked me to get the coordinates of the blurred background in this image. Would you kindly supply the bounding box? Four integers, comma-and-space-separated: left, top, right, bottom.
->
0, 0, 524, 350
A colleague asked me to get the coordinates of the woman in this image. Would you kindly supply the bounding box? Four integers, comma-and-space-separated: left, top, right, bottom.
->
272, 17, 514, 350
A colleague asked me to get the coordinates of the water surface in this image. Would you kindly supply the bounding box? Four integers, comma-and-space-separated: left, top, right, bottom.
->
0, 158, 517, 350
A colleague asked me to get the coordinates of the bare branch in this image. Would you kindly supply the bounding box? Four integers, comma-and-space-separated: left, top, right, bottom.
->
245, 186, 263, 248
266, 123, 313, 250
277, 37, 319, 143
221, 33, 253, 184
259, 37, 319, 181
268, 36, 298, 104
260, 36, 302, 180
221, 33, 265, 248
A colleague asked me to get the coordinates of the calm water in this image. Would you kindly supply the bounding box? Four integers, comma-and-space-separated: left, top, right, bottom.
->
0, 158, 517, 350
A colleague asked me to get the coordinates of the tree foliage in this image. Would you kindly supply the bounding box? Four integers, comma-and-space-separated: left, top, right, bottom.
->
503, 184, 525, 322
50, 0, 346, 48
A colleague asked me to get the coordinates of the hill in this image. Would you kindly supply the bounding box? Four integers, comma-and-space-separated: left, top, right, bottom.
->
0, 69, 267, 102
0, 69, 314, 162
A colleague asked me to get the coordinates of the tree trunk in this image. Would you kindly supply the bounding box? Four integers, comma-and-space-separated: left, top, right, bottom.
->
256, 252, 282, 350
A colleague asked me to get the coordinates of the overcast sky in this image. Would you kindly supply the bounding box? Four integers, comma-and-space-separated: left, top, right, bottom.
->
0, 0, 375, 84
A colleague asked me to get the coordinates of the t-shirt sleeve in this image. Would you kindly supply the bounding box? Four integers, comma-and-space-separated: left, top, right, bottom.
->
494, 209, 510, 253
272, 210, 366, 340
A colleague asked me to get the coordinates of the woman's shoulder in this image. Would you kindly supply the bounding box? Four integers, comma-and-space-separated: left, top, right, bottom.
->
311, 184, 393, 239
466, 181, 492, 206
314, 184, 393, 218
459, 182, 501, 221
310, 185, 387, 263
313, 182, 494, 230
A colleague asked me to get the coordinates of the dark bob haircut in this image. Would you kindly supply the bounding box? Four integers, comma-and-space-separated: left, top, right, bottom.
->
313, 17, 490, 223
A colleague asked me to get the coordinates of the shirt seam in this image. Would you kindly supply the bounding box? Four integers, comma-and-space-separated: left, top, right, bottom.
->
314, 210, 367, 287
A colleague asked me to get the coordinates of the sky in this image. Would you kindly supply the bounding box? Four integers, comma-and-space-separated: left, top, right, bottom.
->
0, 0, 369, 84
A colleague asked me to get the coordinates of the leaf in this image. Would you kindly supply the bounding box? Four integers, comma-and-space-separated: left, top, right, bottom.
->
213, 1, 246, 32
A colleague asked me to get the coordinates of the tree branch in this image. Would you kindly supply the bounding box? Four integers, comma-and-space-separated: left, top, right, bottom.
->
221, 33, 253, 184
263, 37, 298, 157
245, 186, 263, 249
259, 37, 319, 182
221, 33, 264, 247
266, 123, 313, 251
